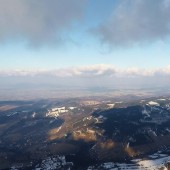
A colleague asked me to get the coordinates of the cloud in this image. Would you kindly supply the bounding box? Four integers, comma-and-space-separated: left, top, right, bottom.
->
0, 0, 86, 46
70, 65, 116, 77
2, 0, 170, 47
0, 65, 116, 77
92, 0, 170, 46
1, 65, 170, 78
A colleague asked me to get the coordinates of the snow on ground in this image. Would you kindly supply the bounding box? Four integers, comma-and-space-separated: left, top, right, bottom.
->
166, 128, 170, 133
34, 156, 73, 170
32, 112, 36, 118
138, 155, 170, 170
7, 112, 18, 116
46, 106, 70, 118
69, 107, 77, 110
157, 99, 166, 101
142, 108, 150, 117
107, 104, 115, 108
10, 150, 170, 169
87, 151, 170, 170
148, 101, 160, 106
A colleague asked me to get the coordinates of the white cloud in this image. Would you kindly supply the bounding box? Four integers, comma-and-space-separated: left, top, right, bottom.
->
119, 67, 155, 77
1, 65, 170, 78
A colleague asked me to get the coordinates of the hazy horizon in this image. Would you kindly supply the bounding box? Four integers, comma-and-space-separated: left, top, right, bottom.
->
1, 0, 170, 99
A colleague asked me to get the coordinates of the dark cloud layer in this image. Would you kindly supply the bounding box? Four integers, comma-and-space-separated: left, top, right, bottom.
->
1, 0, 170, 47
0, 0, 86, 46
93, 0, 170, 46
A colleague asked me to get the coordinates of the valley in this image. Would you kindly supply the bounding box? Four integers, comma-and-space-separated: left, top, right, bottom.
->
0, 96, 170, 169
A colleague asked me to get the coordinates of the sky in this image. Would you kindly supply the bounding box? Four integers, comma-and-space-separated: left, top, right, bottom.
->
1, 0, 170, 91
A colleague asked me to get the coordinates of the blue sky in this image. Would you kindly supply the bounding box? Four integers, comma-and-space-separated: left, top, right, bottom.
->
0, 0, 170, 83
1, 39, 169, 70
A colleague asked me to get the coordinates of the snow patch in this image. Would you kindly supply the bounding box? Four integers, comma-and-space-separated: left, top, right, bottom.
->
148, 101, 160, 106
